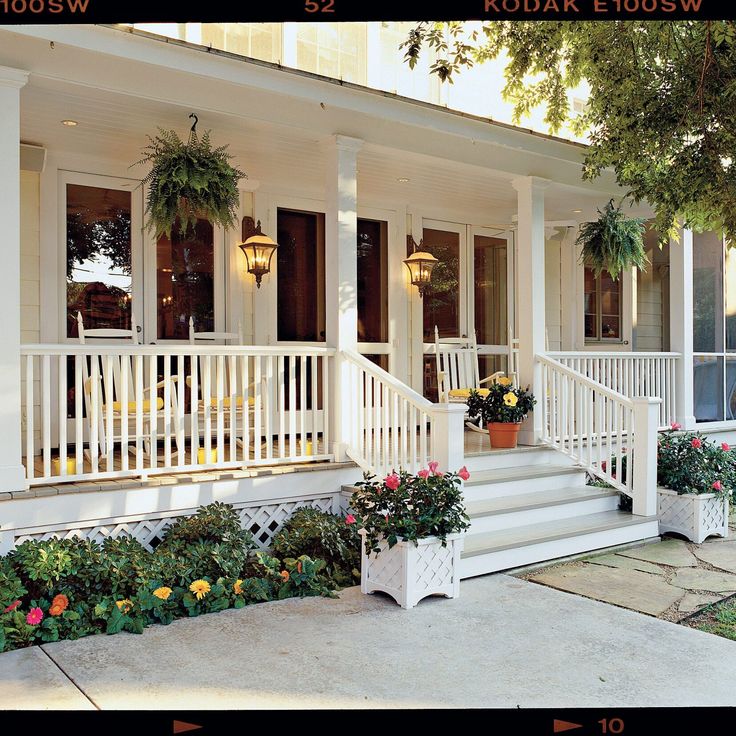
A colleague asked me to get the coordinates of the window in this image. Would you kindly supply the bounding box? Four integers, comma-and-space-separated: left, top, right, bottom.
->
357, 218, 388, 344
584, 267, 622, 341
66, 184, 132, 338
296, 23, 367, 84
692, 231, 736, 422
199, 23, 282, 63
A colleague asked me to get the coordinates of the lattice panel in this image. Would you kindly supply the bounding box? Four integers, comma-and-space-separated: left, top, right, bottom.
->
365, 543, 405, 591
236, 497, 335, 551
414, 543, 454, 592
658, 494, 695, 532
10, 496, 337, 553
701, 497, 728, 531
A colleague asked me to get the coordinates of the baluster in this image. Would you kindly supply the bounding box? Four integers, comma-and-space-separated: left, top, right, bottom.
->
392, 391, 399, 471
322, 355, 330, 456
420, 409, 428, 468
254, 355, 262, 462
288, 354, 297, 459
277, 355, 285, 459
300, 355, 307, 457
366, 372, 373, 468
190, 354, 200, 466
25, 354, 35, 480
264, 356, 273, 461
203, 354, 212, 465
241, 354, 250, 463
228, 355, 237, 463
215, 354, 225, 464
104, 355, 114, 472
120, 354, 129, 472
148, 355, 157, 472
135, 354, 144, 472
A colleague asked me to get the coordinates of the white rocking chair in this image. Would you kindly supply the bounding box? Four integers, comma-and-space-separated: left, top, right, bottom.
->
77, 312, 179, 466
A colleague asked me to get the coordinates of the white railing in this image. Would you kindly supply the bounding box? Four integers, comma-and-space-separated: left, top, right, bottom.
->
538, 354, 659, 517
341, 351, 466, 477
21, 344, 334, 486
547, 352, 679, 429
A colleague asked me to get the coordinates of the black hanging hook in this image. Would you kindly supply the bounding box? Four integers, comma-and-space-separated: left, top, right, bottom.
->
189, 113, 199, 134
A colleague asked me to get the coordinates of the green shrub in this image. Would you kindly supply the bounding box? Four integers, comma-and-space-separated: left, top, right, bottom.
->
0, 503, 335, 653
272, 507, 360, 587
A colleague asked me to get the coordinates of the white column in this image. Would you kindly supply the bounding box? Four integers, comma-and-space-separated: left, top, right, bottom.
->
0, 66, 29, 492
669, 228, 696, 428
430, 404, 467, 472
559, 224, 580, 351
632, 397, 661, 517
324, 134, 363, 459
513, 176, 549, 445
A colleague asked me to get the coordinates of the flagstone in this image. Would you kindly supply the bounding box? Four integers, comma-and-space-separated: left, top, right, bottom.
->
618, 539, 698, 567
587, 554, 665, 576
677, 592, 722, 614
692, 541, 736, 574
669, 568, 736, 593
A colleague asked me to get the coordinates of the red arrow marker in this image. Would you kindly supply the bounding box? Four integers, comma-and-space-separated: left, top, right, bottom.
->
173, 721, 202, 734
553, 720, 583, 733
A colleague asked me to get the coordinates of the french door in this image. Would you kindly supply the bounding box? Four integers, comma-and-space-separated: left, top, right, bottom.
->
419, 220, 514, 401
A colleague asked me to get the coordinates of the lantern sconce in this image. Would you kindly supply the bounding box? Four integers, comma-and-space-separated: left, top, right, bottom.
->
403, 235, 438, 298
238, 217, 278, 289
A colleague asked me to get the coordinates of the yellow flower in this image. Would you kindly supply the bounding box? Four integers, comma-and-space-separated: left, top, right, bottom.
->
153, 586, 172, 601
233, 579, 244, 595
503, 392, 518, 407
497, 376, 513, 387
115, 599, 133, 613
189, 579, 211, 600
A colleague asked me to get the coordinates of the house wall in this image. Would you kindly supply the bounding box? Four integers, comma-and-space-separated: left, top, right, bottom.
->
635, 242, 670, 352
545, 235, 563, 351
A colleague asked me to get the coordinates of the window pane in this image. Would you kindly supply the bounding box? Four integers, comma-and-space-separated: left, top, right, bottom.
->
693, 231, 724, 353
479, 355, 508, 381
357, 219, 388, 343
600, 316, 620, 339
423, 355, 439, 402
363, 354, 389, 372
422, 228, 460, 341
583, 266, 597, 339
694, 356, 724, 422
474, 235, 507, 346
277, 209, 326, 342
726, 246, 736, 351
584, 314, 596, 339
66, 184, 132, 338
157, 218, 215, 340
728, 359, 736, 420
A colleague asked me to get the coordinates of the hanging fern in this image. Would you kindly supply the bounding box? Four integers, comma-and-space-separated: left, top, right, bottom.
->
134, 124, 246, 238
576, 199, 647, 280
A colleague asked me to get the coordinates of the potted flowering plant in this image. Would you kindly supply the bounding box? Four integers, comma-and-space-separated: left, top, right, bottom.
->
466, 378, 536, 448
347, 463, 471, 609
655, 426, 732, 543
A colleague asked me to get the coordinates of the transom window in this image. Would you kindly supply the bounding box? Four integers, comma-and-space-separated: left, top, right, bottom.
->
584, 267, 622, 342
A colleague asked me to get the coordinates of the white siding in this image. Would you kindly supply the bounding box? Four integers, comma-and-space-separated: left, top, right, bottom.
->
637, 266, 663, 351
545, 236, 562, 351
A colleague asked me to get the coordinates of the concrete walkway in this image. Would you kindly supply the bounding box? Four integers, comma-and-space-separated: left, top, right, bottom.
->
2, 574, 736, 709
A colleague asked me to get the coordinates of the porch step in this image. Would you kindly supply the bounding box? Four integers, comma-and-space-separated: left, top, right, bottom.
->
466, 486, 620, 534
462, 464, 587, 501
462, 444, 574, 472
459, 511, 660, 579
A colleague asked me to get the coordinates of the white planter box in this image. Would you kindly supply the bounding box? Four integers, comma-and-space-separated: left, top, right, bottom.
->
359, 530, 464, 609
657, 487, 730, 544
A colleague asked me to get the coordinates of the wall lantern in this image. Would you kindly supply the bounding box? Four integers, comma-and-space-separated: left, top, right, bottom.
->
238, 217, 278, 289
403, 236, 437, 298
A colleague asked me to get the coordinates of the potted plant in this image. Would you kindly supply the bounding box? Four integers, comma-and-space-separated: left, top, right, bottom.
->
466, 379, 536, 449
134, 115, 246, 238
348, 463, 471, 609
576, 199, 647, 280
655, 428, 732, 543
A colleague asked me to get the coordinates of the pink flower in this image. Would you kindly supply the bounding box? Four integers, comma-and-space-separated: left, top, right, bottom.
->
3, 600, 21, 613
458, 466, 470, 481
26, 607, 43, 626
384, 473, 400, 491
435, 471, 445, 478
417, 469, 430, 480
428, 460, 440, 474
722, 443, 730, 452
670, 422, 682, 431
345, 514, 356, 525
691, 437, 702, 449
601, 460, 607, 472
712, 480, 723, 492
384, 514, 389, 522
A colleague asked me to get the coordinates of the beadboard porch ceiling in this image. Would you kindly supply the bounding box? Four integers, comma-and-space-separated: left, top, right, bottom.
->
9, 24, 654, 223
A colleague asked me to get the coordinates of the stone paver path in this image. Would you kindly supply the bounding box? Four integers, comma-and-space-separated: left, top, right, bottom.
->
526, 532, 736, 621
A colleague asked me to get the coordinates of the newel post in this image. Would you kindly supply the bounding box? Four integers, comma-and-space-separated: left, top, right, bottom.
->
430, 404, 467, 473
632, 397, 661, 517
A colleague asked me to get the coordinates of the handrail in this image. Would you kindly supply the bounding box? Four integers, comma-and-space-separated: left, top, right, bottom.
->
547, 351, 680, 359
20, 344, 336, 357
537, 354, 634, 407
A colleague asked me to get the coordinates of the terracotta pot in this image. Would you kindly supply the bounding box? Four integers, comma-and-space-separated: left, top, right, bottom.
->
487, 422, 521, 449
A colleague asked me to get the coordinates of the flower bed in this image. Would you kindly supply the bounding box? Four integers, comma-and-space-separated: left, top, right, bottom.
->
0, 502, 335, 653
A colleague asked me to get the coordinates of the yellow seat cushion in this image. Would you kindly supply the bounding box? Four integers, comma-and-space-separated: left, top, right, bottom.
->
109, 398, 164, 413
448, 388, 490, 398
199, 396, 256, 409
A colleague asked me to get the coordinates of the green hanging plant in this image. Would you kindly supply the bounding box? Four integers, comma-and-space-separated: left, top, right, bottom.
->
576, 199, 647, 280
134, 115, 246, 239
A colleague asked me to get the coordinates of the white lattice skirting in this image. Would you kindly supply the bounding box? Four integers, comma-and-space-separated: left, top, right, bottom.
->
658, 488, 730, 544
360, 531, 464, 609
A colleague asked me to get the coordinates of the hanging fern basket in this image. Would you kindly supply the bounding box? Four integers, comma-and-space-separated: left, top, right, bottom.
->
134, 114, 247, 239
576, 199, 647, 280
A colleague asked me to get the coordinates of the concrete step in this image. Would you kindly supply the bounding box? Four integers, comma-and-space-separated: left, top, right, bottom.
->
462, 464, 588, 501
462, 444, 574, 472
459, 510, 660, 579
466, 486, 621, 534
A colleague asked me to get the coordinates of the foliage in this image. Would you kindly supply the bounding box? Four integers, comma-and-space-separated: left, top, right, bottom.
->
272, 507, 361, 588
0, 503, 335, 653
466, 380, 535, 424
689, 595, 736, 642
576, 200, 647, 280
656, 430, 735, 496
134, 125, 246, 238
351, 465, 471, 555
401, 21, 736, 246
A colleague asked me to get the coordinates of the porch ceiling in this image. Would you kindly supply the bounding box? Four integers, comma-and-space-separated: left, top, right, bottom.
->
11, 24, 653, 223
